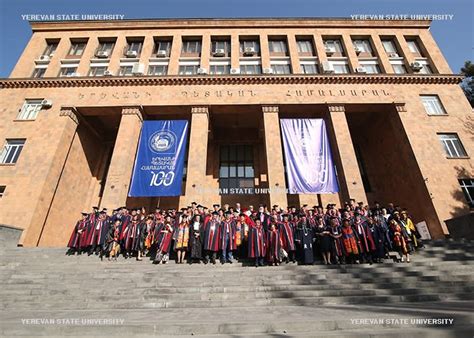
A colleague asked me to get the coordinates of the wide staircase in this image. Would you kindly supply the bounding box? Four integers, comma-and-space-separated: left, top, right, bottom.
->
0, 239, 473, 337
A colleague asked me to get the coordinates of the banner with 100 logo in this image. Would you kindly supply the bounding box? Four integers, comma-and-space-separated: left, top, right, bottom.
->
128, 120, 189, 197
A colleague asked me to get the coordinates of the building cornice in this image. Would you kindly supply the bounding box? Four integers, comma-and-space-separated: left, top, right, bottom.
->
30, 18, 432, 32
0, 74, 463, 89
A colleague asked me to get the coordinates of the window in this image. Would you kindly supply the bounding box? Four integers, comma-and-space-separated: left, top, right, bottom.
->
382, 40, 398, 54
301, 63, 318, 74
353, 39, 373, 55
96, 40, 115, 56
361, 63, 380, 74
154, 40, 172, 56
297, 39, 314, 55
32, 68, 46, 78
0, 139, 26, 164
438, 134, 467, 158
88, 66, 107, 76
211, 39, 230, 56
148, 65, 168, 76
269, 39, 288, 55
209, 64, 230, 75
324, 39, 344, 56
119, 66, 133, 76
179, 65, 199, 75
181, 39, 202, 55
68, 41, 87, 56
271, 64, 291, 74
17, 99, 43, 120
59, 67, 78, 77
459, 179, 474, 207
333, 64, 350, 74
240, 64, 262, 74
219, 145, 254, 192
125, 39, 143, 55
43, 40, 58, 57
240, 40, 260, 55
0, 186, 5, 198
421, 95, 446, 115
419, 63, 432, 74
406, 39, 422, 55
392, 64, 407, 74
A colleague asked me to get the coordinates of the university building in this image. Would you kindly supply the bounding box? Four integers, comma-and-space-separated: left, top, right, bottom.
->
0, 18, 472, 247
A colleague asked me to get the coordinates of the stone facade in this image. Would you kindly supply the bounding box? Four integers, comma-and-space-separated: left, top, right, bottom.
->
0, 18, 472, 246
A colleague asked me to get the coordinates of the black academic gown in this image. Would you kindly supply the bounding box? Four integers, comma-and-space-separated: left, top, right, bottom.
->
295, 223, 315, 265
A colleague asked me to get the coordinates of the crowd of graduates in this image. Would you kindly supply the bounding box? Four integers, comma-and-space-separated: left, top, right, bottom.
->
67, 200, 424, 266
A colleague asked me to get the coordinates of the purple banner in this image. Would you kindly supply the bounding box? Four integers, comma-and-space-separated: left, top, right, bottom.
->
280, 119, 339, 194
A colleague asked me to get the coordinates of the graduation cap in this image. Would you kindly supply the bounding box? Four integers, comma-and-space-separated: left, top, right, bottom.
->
197, 204, 203, 208
102, 208, 108, 211
92, 206, 99, 210
282, 213, 289, 218
225, 211, 232, 215
191, 201, 197, 205
213, 204, 220, 208
212, 211, 219, 215
302, 204, 308, 207
272, 204, 278, 208
180, 207, 187, 211
326, 204, 332, 209
81, 211, 89, 216
203, 206, 209, 210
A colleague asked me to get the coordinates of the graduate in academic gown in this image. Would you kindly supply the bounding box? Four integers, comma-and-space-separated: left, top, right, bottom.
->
329, 217, 345, 264
314, 217, 332, 264
278, 214, 296, 263
189, 214, 204, 263
266, 221, 281, 266
367, 217, 385, 263
341, 219, 360, 264
389, 219, 410, 263
153, 215, 174, 264
88, 210, 109, 255
173, 214, 190, 264
132, 218, 148, 261
353, 213, 376, 264
66, 212, 89, 255
219, 211, 236, 264
202, 212, 221, 264
105, 220, 121, 261
248, 218, 266, 267
294, 216, 315, 265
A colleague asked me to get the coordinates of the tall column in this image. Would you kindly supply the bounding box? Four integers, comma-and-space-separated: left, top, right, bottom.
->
100, 106, 143, 211
262, 106, 288, 208
18, 107, 79, 246
327, 104, 367, 205
182, 107, 210, 206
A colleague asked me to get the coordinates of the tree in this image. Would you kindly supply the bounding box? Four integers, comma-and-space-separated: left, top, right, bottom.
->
460, 61, 474, 107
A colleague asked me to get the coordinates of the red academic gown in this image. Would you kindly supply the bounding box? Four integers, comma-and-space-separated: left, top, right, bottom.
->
248, 224, 266, 258
219, 220, 237, 251
155, 223, 173, 253
266, 227, 281, 263
278, 221, 296, 252
67, 219, 87, 249
203, 219, 221, 252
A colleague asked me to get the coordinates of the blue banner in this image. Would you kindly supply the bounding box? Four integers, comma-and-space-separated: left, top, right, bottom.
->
128, 120, 189, 197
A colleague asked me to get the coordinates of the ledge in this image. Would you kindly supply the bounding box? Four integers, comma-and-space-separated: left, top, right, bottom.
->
0, 74, 464, 89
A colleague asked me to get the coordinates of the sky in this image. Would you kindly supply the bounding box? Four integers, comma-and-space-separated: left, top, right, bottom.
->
0, 0, 472, 77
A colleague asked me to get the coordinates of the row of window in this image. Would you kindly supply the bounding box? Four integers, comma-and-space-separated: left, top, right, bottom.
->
33, 35, 433, 78
39, 35, 429, 59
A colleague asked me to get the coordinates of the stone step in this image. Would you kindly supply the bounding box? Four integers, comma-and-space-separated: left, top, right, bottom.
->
3, 292, 473, 310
